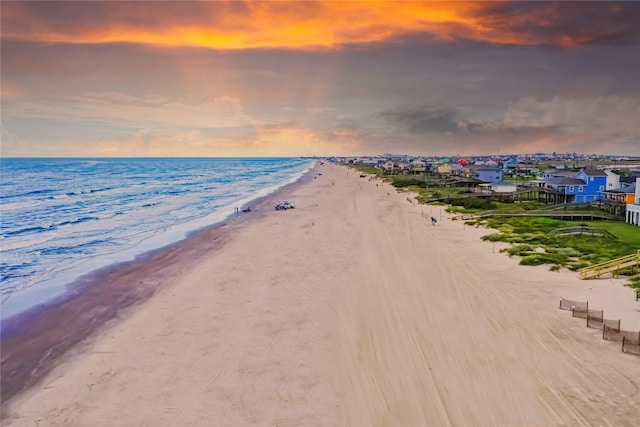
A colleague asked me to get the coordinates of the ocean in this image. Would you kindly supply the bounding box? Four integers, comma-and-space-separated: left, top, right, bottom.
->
0, 157, 314, 318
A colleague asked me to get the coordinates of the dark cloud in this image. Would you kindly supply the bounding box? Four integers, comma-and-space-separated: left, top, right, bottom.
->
479, 1, 640, 46
1, 1, 247, 34
378, 106, 460, 134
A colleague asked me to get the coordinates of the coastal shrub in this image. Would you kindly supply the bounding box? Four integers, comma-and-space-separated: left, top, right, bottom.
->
415, 194, 430, 204
571, 259, 590, 269
463, 197, 493, 209
445, 196, 492, 210
506, 235, 527, 244
407, 185, 424, 193
519, 232, 546, 243
391, 177, 428, 188
506, 244, 536, 257
546, 247, 583, 258
481, 233, 508, 242
626, 274, 640, 290
520, 202, 545, 210
549, 264, 561, 272
520, 254, 564, 266
496, 224, 514, 233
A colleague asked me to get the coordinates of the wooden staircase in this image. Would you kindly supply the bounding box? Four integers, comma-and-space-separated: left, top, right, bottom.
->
578, 251, 640, 279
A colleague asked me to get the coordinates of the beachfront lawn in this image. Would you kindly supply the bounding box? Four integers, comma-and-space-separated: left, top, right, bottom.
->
576, 221, 640, 248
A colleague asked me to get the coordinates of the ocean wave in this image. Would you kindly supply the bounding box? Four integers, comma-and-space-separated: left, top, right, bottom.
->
0, 157, 314, 315
0, 189, 55, 200
59, 216, 100, 226
2, 225, 53, 237
2, 216, 99, 239
0, 201, 40, 212
0, 234, 58, 251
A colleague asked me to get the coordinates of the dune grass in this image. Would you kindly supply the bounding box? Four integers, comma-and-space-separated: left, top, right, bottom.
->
476, 216, 639, 277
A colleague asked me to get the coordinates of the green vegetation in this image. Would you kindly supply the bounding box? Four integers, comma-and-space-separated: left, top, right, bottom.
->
576, 222, 640, 247
626, 274, 640, 290
386, 175, 471, 204
349, 163, 640, 285
357, 165, 384, 176
473, 216, 639, 276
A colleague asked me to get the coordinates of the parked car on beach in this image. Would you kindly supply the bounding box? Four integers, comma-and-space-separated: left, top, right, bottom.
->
275, 200, 295, 210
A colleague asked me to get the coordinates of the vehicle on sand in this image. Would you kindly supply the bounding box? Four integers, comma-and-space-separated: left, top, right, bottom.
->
275, 201, 295, 210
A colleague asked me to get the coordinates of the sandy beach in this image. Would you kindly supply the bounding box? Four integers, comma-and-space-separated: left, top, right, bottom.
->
2, 162, 639, 426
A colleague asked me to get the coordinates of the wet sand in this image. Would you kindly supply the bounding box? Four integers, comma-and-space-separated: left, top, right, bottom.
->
2, 163, 639, 426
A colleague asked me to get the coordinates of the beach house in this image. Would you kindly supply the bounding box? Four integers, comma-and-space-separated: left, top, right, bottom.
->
604, 170, 620, 191
538, 168, 606, 204
437, 162, 452, 175
574, 169, 607, 203
479, 180, 517, 193
626, 177, 640, 226
410, 159, 426, 174
464, 166, 503, 183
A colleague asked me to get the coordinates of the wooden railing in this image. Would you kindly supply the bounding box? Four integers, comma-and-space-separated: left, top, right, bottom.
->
578, 251, 640, 279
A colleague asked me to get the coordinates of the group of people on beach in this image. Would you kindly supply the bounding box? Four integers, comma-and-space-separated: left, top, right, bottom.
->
234, 206, 251, 214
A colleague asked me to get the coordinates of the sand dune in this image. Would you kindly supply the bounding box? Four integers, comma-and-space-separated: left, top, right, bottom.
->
3, 163, 639, 426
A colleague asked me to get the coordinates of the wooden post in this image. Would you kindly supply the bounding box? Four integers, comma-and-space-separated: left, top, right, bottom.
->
622, 336, 625, 352
586, 311, 589, 327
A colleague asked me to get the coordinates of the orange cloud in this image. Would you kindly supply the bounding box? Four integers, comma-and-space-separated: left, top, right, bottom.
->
81, 125, 360, 158
3, 1, 631, 49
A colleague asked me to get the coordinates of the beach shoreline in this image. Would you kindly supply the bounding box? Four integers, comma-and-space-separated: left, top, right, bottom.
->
2, 162, 639, 426
0, 164, 319, 404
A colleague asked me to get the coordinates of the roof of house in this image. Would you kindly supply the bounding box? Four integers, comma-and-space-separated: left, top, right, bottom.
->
604, 186, 636, 194
544, 170, 576, 178
580, 168, 608, 177
546, 177, 586, 185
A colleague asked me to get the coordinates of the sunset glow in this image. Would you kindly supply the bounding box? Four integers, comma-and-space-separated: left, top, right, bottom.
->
1, 1, 638, 157
0, 1, 612, 50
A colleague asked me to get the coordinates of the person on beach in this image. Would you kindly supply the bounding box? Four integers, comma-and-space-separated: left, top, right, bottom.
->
431, 216, 437, 226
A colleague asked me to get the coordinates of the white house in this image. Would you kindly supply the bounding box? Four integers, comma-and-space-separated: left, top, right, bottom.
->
410, 159, 426, 174
604, 170, 620, 191
479, 180, 517, 193
626, 177, 640, 226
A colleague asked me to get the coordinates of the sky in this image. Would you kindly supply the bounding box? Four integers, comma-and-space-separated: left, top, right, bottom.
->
1, 1, 639, 157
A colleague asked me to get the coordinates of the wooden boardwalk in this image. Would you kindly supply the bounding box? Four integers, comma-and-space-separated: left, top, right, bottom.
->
578, 251, 640, 279
451, 210, 620, 221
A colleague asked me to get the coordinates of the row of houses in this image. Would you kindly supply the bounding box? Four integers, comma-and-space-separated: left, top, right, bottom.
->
348, 157, 539, 179
333, 156, 640, 225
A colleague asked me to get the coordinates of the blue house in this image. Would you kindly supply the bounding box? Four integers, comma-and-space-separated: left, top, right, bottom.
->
574, 169, 607, 203
475, 167, 503, 183
539, 168, 606, 203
